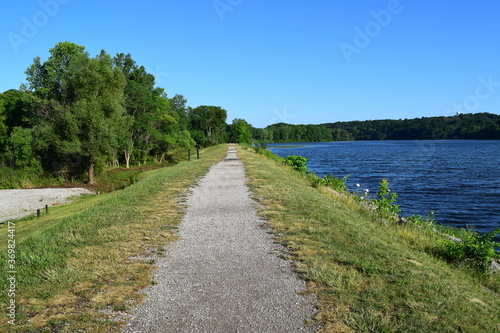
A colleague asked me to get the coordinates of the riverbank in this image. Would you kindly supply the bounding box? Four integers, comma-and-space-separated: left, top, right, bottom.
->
239, 146, 500, 333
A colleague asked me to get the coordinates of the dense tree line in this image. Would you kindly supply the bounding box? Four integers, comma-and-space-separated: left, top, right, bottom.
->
322, 113, 500, 141
0, 42, 234, 184
248, 113, 500, 143
253, 123, 333, 142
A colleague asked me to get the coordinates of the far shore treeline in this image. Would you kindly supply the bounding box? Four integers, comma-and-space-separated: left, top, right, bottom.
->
254, 112, 500, 142
1, 42, 499, 186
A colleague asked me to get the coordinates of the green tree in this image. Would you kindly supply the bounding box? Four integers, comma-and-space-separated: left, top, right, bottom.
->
25, 42, 126, 184
170, 94, 189, 131
0, 99, 7, 158
188, 105, 227, 146
0, 89, 35, 131
4, 127, 41, 172
229, 118, 251, 143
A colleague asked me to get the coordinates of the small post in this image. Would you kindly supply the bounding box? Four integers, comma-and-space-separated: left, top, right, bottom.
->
188, 149, 191, 161
37, 209, 41, 218
196, 146, 200, 159
45, 205, 49, 213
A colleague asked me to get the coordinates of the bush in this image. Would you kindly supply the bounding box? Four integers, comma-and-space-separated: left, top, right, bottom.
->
323, 174, 349, 193
308, 173, 325, 188
253, 142, 267, 154
283, 155, 308, 174
440, 227, 500, 272
406, 211, 437, 230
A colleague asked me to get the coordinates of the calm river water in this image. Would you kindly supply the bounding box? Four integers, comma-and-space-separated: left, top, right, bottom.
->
268, 140, 500, 240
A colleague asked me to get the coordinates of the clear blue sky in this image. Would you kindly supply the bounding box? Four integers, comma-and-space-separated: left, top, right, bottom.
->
1, 0, 500, 128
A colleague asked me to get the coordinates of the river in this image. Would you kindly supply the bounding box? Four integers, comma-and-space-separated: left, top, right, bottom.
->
268, 140, 500, 241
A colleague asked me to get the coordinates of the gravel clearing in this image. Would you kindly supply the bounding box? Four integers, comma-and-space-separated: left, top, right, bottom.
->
124, 146, 317, 332
0, 188, 93, 222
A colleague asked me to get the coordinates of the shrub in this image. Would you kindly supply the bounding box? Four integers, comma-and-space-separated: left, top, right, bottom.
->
373, 179, 400, 221
253, 142, 267, 154
440, 227, 500, 272
283, 155, 308, 174
323, 174, 349, 193
406, 211, 437, 230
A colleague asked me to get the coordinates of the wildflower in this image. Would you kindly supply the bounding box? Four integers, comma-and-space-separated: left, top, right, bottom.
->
356, 183, 360, 187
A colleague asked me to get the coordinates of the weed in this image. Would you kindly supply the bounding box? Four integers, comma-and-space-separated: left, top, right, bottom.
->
373, 179, 400, 221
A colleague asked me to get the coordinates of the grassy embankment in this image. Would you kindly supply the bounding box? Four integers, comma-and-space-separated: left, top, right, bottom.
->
0, 145, 227, 332
239, 146, 500, 333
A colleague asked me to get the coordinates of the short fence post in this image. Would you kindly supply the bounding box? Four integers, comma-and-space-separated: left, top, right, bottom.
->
188, 149, 191, 161
196, 146, 200, 159
45, 205, 49, 214
37, 209, 41, 218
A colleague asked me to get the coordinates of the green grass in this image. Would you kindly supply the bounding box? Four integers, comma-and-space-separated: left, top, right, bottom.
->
0, 167, 63, 189
239, 147, 500, 333
0, 145, 227, 332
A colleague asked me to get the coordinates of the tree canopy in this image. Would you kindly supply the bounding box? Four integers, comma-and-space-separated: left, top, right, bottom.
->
0, 42, 222, 184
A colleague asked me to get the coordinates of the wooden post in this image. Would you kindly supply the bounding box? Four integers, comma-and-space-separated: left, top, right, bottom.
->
197, 146, 200, 159
188, 149, 191, 161
45, 205, 49, 213
37, 209, 41, 218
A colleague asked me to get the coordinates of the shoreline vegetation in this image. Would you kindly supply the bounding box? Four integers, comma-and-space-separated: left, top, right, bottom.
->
254, 112, 500, 143
0, 144, 498, 332
242, 145, 500, 332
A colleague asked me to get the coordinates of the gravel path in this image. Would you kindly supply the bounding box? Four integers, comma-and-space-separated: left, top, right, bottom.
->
124, 146, 316, 332
0, 188, 93, 222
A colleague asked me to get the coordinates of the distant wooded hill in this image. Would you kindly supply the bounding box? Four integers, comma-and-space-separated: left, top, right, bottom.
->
253, 113, 500, 142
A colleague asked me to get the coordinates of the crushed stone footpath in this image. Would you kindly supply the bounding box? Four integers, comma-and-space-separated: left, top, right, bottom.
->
124, 146, 317, 333
0, 188, 93, 223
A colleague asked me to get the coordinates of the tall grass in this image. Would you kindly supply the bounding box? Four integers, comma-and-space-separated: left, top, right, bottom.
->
240, 146, 500, 333
0, 167, 61, 189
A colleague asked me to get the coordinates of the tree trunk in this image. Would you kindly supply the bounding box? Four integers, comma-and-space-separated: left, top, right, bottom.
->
124, 149, 131, 168
88, 161, 95, 185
